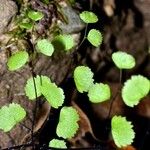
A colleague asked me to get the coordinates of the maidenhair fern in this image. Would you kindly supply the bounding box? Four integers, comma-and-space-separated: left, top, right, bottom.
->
79, 11, 98, 23
111, 116, 135, 148
88, 83, 111, 103
7, 51, 29, 71
87, 29, 103, 47
56, 107, 79, 139
112, 51, 136, 69
79, 11, 103, 47
122, 75, 150, 107
49, 139, 67, 148
36, 39, 54, 56
74, 66, 94, 93
0, 103, 26, 132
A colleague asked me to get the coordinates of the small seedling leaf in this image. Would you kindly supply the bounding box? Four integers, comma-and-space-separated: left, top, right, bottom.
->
87, 29, 103, 47
88, 83, 111, 103
41, 82, 65, 108
57, 122, 79, 139
7, 51, 29, 71
56, 107, 79, 139
36, 39, 54, 56
25, 75, 51, 100
9, 103, 26, 123
112, 51, 136, 69
19, 22, 33, 30
0, 103, 26, 132
122, 75, 150, 107
52, 34, 74, 51
74, 66, 94, 93
49, 139, 67, 148
59, 106, 79, 123
79, 11, 98, 23
28, 10, 44, 21
111, 116, 135, 148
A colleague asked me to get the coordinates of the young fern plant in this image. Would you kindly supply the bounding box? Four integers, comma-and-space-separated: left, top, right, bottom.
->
112, 51, 150, 107
79, 11, 103, 47
111, 51, 150, 147
19, 9, 44, 30
73, 51, 149, 148
3, 5, 79, 150
74, 65, 111, 103
3, 6, 150, 149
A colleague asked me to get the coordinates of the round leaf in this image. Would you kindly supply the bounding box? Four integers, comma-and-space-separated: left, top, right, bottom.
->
0, 106, 15, 132
112, 51, 136, 69
57, 122, 79, 139
87, 29, 103, 47
79, 11, 98, 23
9, 103, 26, 123
7, 51, 29, 71
88, 83, 111, 103
28, 10, 44, 21
59, 107, 79, 123
36, 39, 54, 56
49, 139, 67, 148
41, 82, 65, 108
122, 75, 150, 107
0, 103, 26, 132
25, 75, 51, 100
111, 116, 135, 148
56, 107, 79, 139
74, 66, 94, 93
52, 34, 74, 51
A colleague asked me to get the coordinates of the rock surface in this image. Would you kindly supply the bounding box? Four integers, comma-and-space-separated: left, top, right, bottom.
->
0, 0, 17, 34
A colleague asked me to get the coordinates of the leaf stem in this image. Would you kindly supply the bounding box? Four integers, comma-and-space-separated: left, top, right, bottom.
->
107, 69, 122, 119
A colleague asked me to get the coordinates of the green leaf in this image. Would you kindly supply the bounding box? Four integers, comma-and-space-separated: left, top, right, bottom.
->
111, 116, 135, 148
41, 82, 65, 108
87, 29, 103, 47
74, 66, 94, 93
56, 107, 79, 139
59, 106, 79, 123
52, 34, 74, 51
42, 0, 50, 4
9, 103, 26, 123
88, 83, 111, 103
7, 51, 29, 71
36, 39, 54, 56
112, 51, 136, 69
0, 103, 26, 132
28, 10, 44, 21
19, 22, 33, 30
25, 75, 51, 100
57, 122, 79, 139
79, 11, 98, 23
49, 139, 67, 148
122, 75, 150, 107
